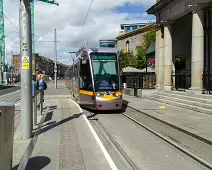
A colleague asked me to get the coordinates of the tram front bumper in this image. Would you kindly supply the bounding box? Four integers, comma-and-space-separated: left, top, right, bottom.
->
95, 100, 122, 110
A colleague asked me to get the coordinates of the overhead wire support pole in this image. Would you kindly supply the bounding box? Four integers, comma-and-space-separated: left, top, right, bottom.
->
0, 0, 5, 85
30, 0, 35, 74
30, 0, 59, 74
20, 0, 33, 139
54, 29, 57, 89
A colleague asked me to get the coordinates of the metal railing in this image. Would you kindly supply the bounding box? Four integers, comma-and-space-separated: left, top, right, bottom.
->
33, 89, 44, 125
123, 72, 156, 89
203, 70, 212, 93
171, 70, 191, 90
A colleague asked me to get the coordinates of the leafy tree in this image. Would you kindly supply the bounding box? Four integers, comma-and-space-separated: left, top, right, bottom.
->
119, 23, 156, 70
136, 23, 156, 69
143, 24, 156, 50
119, 50, 137, 70
136, 46, 146, 69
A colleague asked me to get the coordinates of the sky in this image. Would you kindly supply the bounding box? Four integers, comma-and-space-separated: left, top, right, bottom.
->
4, 0, 156, 65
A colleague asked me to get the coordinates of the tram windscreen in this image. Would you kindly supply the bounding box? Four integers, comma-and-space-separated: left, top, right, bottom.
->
91, 52, 119, 92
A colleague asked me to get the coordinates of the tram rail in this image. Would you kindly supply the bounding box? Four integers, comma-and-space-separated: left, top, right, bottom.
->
84, 107, 212, 170
84, 109, 139, 170
122, 112, 212, 169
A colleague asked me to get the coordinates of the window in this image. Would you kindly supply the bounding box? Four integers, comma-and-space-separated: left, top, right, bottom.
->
132, 25, 138, 31
91, 52, 119, 92
80, 59, 93, 91
126, 41, 130, 53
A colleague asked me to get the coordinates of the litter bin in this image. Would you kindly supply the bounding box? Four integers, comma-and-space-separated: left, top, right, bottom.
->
0, 102, 15, 170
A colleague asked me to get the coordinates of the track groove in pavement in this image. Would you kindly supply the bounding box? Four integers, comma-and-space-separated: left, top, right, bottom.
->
85, 108, 211, 170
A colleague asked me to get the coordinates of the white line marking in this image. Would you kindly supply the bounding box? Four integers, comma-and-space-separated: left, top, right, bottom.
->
69, 99, 118, 170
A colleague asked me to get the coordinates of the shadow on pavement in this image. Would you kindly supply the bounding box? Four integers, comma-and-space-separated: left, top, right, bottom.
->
44, 111, 53, 122
12, 156, 51, 170
37, 113, 82, 135
49, 105, 58, 110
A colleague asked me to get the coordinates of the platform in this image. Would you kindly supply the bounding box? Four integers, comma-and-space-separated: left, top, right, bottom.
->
12, 82, 112, 170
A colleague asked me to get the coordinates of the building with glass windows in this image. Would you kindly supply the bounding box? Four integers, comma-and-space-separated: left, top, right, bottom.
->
99, 40, 117, 49
119, 23, 149, 34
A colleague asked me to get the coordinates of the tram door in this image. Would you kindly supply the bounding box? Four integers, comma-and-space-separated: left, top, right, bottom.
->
79, 59, 94, 106
72, 62, 80, 101
75, 62, 80, 101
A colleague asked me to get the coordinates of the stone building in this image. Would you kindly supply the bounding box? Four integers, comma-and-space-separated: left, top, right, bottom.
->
116, 23, 153, 54
12, 55, 21, 74
147, 0, 212, 93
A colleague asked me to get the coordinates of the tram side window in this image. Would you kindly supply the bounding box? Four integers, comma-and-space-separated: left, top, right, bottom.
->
80, 60, 93, 91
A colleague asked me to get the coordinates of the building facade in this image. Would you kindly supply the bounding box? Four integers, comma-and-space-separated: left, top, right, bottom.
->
12, 54, 68, 78
120, 23, 149, 34
116, 24, 153, 54
12, 55, 21, 74
147, 0, 212, 93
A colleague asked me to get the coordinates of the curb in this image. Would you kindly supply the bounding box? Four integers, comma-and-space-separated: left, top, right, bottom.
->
122, 100, 212, 145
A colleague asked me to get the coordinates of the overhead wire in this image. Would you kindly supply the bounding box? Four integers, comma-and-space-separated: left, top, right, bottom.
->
75, 0, 94, 45
35, 40, 76, 43
4, 14, 19, 31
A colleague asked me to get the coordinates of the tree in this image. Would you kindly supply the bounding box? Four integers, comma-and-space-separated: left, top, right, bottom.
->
119, 50, 137, 70
136, 23, 156, 69
143, 23, 156, 50
136, 46, 146, 69
119, 23, 156, 70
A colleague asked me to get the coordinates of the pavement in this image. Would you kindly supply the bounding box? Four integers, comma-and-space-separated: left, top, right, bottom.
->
10, 81, 212, 169
12, 81, 112, 170
122, 94, 212, 144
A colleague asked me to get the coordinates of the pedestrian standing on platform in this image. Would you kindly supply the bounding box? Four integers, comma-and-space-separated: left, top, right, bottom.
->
37, 74, 47, 109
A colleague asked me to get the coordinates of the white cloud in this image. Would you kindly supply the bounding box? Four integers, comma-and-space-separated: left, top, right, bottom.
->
4, 0, 155, 65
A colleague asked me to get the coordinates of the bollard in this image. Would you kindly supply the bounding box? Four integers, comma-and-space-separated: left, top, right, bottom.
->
0, 102, 15, 170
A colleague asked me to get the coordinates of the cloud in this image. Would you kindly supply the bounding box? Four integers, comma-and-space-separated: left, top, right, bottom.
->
4, 0, 155, 65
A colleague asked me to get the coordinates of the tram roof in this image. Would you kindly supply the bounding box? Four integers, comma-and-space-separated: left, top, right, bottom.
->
70, 48, 118, 66
80, 47, 117, 54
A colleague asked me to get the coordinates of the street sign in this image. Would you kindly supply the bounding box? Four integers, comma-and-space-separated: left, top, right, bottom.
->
22, 56, 30, 69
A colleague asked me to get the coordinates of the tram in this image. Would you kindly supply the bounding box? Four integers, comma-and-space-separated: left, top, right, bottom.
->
65, 48, 122, 110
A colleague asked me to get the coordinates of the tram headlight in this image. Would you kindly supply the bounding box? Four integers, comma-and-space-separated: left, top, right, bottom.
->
113, 92, 120, 98
96, 93, 104, 98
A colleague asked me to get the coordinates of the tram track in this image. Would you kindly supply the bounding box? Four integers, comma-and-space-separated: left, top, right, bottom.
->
84, 107, 212, 170
122, 112, 212, 169
84, 109, 139, 170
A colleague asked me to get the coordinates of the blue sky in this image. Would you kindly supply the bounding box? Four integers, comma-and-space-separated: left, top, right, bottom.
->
115, 3, 155, 21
